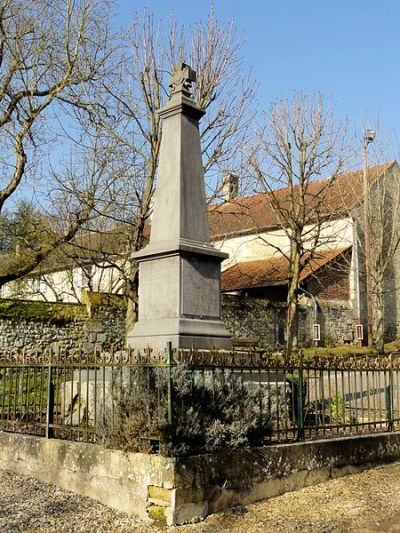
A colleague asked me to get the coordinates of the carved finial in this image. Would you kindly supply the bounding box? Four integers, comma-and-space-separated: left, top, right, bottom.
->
169, 63, 196, 98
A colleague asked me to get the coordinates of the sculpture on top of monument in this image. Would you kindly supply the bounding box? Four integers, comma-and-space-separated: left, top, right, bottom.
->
127, 63, 232, 351
169, 63, 196, 96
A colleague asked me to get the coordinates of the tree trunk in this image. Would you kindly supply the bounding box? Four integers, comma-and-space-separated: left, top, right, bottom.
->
125, 267, 139, 336
286, 239, 301, 359
286, 294, 298, 358
286, 275, 299, 359
373, 276, 385, 354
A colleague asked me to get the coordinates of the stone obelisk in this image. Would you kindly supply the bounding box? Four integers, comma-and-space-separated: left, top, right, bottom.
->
127, 63, 232, 351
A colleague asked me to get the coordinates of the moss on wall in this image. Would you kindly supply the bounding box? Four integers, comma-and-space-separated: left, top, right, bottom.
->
82, 291, 127, 309
0, 299, 87, 322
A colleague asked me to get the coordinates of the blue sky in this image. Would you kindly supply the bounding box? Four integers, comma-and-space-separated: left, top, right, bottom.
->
115, 0, 400, 142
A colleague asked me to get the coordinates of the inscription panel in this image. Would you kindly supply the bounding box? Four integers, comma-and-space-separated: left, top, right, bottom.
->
139, 256, 179, 320
181, 257, 220, 318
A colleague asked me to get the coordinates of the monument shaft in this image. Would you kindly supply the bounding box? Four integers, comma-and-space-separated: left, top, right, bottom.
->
127, 63, 232, 351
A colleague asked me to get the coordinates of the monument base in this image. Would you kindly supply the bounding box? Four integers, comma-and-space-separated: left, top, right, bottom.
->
127, 317, 232, 352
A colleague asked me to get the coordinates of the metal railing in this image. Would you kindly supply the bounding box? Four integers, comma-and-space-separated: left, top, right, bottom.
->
0, 345, 400, 453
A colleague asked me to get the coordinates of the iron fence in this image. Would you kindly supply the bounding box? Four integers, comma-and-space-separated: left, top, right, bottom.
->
0, 345, 400, 453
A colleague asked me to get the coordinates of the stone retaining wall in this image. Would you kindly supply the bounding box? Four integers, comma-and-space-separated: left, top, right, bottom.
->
0, 294, 126, 354
0, 293, 355, 353
1, 431, 400, 525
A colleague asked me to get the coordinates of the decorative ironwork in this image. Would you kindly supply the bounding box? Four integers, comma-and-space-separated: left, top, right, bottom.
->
2, 344, 400, 452
2, 344, 399, 371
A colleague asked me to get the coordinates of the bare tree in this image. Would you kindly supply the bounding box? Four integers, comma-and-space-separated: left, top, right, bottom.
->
248, 93, 348, 355
0, 7, 256, 329
352, 152, 400, 353
0, 0, 117, 287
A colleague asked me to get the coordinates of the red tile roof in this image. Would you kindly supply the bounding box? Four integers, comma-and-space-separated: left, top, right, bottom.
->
209, 162, 395, 239
221, 246, 352, 290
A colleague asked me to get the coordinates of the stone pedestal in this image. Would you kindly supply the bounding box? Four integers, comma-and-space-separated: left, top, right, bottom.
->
128, 64, 232, 351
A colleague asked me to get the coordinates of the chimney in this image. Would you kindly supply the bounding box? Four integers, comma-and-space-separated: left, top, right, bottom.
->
222, 174, 239, 202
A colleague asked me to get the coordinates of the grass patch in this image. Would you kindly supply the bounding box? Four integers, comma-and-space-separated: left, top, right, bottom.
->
0, 371, 48, 415
303, 342, 399, 359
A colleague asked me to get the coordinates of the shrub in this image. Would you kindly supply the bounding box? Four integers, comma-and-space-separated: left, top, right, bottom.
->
101, 364, 272, 456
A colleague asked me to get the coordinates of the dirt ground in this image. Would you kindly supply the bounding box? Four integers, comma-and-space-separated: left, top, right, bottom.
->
1, 463, 400, 532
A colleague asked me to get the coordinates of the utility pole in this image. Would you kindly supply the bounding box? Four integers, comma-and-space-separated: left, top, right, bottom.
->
362, 129, 375, 346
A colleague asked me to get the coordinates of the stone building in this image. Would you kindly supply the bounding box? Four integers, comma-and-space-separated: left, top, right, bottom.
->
213, 161, 400, 346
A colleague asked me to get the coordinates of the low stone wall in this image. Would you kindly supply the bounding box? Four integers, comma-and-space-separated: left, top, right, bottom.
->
1, 431, 400, 525
0, 293, 361, 353
0, 294, 126, 354
0, 432, 167, 524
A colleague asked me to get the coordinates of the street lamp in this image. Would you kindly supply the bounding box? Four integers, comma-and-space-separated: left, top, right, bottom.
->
364, 129, 376, 145
362, 129, 375, 346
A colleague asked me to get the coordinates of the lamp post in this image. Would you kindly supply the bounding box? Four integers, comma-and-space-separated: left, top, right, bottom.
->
362, 129, 375, 346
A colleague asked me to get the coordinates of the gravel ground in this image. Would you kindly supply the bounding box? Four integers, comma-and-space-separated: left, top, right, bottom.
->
1, 463, 400, 532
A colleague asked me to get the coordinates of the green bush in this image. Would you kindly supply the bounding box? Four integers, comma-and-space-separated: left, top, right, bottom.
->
102, 364, 272, 456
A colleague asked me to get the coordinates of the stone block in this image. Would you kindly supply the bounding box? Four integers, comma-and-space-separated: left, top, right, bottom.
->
181, 256, 220, 317
169, 501, 208, 526
147, 504, 167, 521
84, 319, 104, 332
82, 342, 94, 354
138, 256, 180, 321
60, 377, 113, 426
148, 485, 173, 504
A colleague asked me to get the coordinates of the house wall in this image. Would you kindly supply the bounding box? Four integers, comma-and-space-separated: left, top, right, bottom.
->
384, 244, 400, 340
1, 267, 85, 303
1, 263, 126, 304
1, 217, 355, 304
213, 217, 354, 271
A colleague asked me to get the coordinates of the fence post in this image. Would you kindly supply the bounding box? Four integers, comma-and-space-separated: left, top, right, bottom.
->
166, 342, 174, 427
45, 363, 54, 439
297, 350, 305, 441
386, 353, 394, 432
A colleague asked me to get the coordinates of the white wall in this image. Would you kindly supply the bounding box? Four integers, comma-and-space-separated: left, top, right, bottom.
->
213, 217, 354, 271
2, 262, 126, 303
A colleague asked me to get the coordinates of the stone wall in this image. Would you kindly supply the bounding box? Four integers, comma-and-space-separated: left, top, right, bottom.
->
221, 294, 286, 346
0, 292, 356, 353
2, 431, 400, 525
0, 294, 126, 354
318, 301, 354, 345
221, 294, 354, 347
